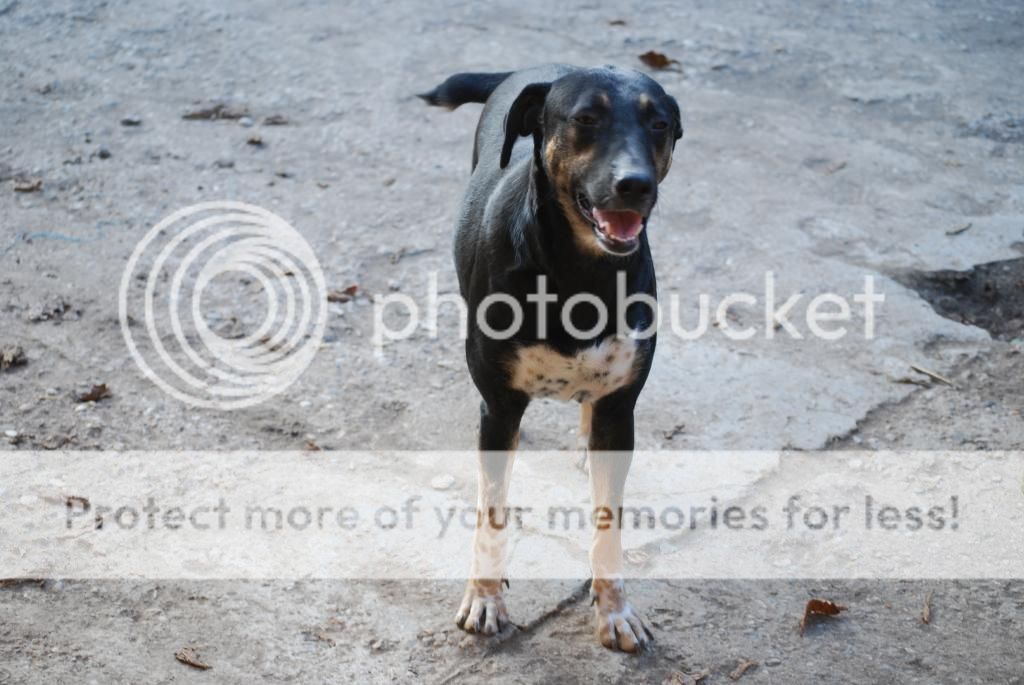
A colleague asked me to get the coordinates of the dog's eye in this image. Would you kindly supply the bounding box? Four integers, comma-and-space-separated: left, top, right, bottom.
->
651, 120, 669, 131
572, 114, 598, 126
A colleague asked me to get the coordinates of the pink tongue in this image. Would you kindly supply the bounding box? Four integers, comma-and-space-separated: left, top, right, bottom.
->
592, 209, 644, 241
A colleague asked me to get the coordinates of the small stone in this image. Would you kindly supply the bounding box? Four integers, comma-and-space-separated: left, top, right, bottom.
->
238, 116, 255, 127
120, 116, 142, 126
765, 657, 782, 667
97, 147, 111, 159
430, 474, 456, 491
214, 159, 235, 169
4, 429, 17, 438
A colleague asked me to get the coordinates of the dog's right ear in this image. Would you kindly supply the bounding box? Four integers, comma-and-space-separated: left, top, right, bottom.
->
500, 82, 551, 169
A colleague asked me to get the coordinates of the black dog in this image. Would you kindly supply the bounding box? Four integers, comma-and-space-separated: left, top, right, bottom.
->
420, 64, 682, 652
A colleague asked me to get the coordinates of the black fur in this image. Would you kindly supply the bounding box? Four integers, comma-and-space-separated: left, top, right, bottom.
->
417, 72, 513, 110
420, 63, 681, 457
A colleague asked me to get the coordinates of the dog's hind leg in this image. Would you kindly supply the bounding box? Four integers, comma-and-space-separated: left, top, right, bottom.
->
587, 399, 653, 653
455, 397, 527, 636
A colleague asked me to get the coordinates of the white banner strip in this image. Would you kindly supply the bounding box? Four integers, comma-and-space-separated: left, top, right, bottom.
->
1, 451, 1021, 579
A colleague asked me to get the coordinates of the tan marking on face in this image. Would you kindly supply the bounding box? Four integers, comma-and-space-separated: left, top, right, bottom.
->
507, 336, 641, 402
543, 124, 607, 257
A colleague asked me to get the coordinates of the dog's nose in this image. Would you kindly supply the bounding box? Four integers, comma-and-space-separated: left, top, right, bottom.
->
614, 173, 655, 200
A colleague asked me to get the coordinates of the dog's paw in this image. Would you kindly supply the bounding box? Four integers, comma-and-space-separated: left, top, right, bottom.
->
454, 579, 510, 636
592, 579, 653, 653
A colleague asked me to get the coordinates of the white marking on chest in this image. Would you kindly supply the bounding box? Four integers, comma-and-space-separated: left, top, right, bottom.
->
508, 336, 640, 403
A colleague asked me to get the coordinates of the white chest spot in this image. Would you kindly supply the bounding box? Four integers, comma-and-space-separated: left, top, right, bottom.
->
508, 336, 640, 403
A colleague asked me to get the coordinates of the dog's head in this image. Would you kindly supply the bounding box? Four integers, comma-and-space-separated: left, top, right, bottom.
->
501, 67, 683, 257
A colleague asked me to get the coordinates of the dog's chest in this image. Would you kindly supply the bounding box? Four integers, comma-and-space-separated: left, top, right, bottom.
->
507, 336, 640, 403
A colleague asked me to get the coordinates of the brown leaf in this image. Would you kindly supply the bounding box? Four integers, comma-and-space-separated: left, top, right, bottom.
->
14, 178, 42, 192
0, 345, 27, 371
663, 669, 709, 685
182, 103, 249, 121
729, 659, 758, 681
0, 578, 46, 589
263, 114, 289, 126
327, 285, 359, 303
639, 50, 681, 70
921, 591, 933, 624
76, 384, 112, 403
246, 135, 264, 147
174, 646, 211, 670
304, 440, 322, 452
799, 598, 847, 635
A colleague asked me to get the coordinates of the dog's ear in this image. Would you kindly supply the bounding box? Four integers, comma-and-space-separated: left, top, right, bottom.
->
500, 82, 552, 169
667, 95, 684, 148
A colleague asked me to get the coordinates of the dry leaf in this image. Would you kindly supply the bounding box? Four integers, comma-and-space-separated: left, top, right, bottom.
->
663, 669, 709, 685
182, 103, 249, 121
14, 178, 42, 192
729, 659, 758, 681
304, 440, 322, 452
921, 591, 933, 624
945, 222, 972, 236
246, 135, 264, 147
76, 384, 111, 403
263, 114, 289, 125
799, 598, 847, 635
174, 646, 211, 670
327, 285, 359, 303
0, 578, 46, 589
639, 50, 681, 70
1, 345, 27, 371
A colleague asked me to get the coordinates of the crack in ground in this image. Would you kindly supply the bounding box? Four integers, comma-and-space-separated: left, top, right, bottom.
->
438, 579, 592, 683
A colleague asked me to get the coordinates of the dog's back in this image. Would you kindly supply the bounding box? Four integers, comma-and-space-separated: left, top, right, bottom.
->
420, 65, 573, 173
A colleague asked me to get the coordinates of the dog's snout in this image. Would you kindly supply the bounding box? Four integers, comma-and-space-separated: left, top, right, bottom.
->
614, 173, 655, 200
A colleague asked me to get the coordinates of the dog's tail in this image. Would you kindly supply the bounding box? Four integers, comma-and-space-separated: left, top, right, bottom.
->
417, 72, 513, 110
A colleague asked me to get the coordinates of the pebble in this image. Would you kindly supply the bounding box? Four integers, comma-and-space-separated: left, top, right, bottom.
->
430, 474, 456, 490
4, 429, 17, 438
238, 116, 255, 127
120, 116, 142, 126
765, 657, 782, 667
214, 159, 235, 169
97, 146, 111, 159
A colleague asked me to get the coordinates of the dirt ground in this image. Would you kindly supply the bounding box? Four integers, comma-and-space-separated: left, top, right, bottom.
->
2, 0, 1024, 683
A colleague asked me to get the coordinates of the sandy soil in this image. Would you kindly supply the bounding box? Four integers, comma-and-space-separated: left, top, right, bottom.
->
2, 0, 1023, 682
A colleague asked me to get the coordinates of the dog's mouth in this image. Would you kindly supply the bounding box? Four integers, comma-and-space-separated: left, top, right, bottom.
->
575, 193, 646, 256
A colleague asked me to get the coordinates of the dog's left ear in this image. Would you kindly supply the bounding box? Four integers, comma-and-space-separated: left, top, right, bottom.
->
667, 95, 684, 148
500, 82, 552, 169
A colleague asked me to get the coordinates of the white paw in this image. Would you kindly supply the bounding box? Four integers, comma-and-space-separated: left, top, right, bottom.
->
454, 580, 510, 636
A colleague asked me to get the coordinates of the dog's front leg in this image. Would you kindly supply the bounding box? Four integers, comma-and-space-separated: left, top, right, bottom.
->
587, 400, 653, 652
455, 399, 525, 635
